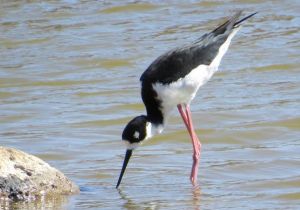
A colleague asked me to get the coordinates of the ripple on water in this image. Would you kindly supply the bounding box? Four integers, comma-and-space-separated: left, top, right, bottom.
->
99, 3, 158, 14
1, 0, 300, 209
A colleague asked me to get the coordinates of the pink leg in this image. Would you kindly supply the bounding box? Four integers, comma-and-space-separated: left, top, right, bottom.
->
177, 104, 202, 185
177, 104, 190, 130
185, 104, 202, 185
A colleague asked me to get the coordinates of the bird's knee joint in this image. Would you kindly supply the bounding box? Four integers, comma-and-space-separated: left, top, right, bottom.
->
193, 152, 200, 161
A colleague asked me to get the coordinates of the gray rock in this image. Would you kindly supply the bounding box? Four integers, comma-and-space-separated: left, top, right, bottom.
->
0, 146, 79, 201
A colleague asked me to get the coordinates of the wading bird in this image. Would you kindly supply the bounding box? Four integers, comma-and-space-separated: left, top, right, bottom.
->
116, 11, 256, 188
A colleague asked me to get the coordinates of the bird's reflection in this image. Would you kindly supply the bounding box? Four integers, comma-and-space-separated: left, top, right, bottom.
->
117, 188, 152, 210
117, 184, 201, 210
192, 185, 201, 210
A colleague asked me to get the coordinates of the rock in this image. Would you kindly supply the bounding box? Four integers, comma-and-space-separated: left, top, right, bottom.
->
0, 146, 79, 201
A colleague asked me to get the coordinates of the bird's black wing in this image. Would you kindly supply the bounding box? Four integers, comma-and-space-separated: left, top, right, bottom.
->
139, 35, 226, 85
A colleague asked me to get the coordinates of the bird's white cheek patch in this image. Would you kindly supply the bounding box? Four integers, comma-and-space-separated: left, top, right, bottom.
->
145, 122, 153, 139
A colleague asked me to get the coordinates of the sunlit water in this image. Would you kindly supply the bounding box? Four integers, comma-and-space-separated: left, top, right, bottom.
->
1, 0, 300, 209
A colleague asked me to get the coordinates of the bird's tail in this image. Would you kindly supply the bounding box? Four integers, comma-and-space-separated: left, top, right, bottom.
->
212, 11, 257, 35
234, 12, 257, 27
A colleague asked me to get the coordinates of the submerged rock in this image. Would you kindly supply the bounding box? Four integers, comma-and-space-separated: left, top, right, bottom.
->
0, 146, 79, 201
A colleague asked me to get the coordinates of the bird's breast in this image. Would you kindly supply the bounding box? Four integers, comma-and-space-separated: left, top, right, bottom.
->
152, 64, 215, 116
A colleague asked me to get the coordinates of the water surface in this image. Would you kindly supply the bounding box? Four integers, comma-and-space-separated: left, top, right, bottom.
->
1, 0, 300, 209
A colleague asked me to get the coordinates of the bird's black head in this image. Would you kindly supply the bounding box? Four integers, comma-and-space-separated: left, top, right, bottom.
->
122, 115, 151, 147
116, 115, 151, 189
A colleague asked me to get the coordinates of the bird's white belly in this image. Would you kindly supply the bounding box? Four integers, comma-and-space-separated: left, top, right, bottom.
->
152, 65, 216, 117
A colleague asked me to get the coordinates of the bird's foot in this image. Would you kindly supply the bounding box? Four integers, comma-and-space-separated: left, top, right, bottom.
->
190, 158, 199, 186
190, 175, 198, 186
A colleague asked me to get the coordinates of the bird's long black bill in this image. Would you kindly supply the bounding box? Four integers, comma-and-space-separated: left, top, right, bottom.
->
116, 149, 132, 188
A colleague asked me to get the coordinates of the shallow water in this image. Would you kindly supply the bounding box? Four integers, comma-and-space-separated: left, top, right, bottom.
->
1, 0, 300, 209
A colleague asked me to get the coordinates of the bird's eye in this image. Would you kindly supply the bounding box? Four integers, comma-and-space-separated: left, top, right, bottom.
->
133, 131, 139, 139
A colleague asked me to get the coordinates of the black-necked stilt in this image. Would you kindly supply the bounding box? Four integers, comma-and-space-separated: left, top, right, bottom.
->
116, 11, 256, 188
